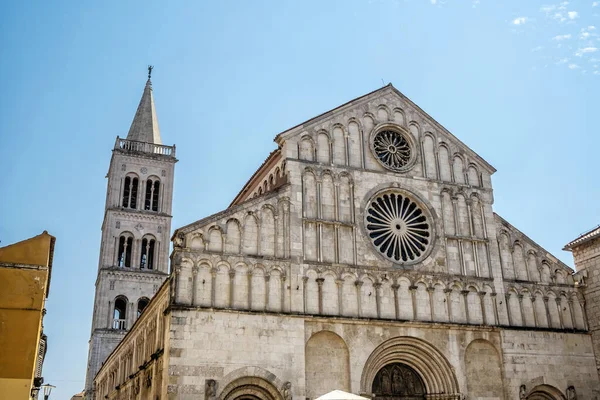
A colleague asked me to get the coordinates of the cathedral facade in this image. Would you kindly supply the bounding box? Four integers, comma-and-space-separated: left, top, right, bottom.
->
89, 82, 599, 400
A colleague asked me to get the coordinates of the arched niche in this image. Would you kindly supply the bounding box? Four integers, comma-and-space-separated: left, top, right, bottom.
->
305, 331, 350, 399
465, 339, 504, 398
525, 384, 566, 400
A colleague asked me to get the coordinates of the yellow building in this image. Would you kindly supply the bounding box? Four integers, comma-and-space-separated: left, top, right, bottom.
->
0, 231, 55, 399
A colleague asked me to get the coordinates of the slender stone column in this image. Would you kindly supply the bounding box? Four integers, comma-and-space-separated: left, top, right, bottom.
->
568, 299, 576, 329
461, 290, 470, 324
302, 276, 309, 313
491, 292, 499, 325
265, 274, 271, 312
580, 299, 589, 330
191, 266, 199, 306
409, 286, 417, 320
506, 293, 513, 326
355, 280, 363, 317
478, 291, 487, 325
336, 279, 344, 316
556, 297, 564, 329
531, 295, 539, 327
517, 294, 524, 326
444, 289, 452, 322
427, 286, 435, 321
229, 270, 236, 308
543, 296, 551, 328
210, 267, 217, 307
316, 278, 325, 315
247, 271, 253, 310
374, 282, 382, 319
281, 274, 287, 312
392, 284, 400, 320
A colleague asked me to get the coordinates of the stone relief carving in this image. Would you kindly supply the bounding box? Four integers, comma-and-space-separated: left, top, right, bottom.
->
519, 385, 527, 400
282, 381, 292, 400
567, 386, 577, 400
205, 379, 217, 400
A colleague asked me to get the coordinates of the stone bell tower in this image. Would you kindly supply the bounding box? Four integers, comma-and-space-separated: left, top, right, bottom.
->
84, 70, 177, 398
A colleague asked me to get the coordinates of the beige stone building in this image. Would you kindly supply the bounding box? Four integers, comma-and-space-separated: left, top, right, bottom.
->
88, 81, 599, 400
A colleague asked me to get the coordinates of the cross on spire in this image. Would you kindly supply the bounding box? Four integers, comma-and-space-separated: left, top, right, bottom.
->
148, 65, 153, 79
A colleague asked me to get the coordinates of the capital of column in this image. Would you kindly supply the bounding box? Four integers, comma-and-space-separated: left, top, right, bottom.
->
478, 291, 486, 297
443, 288, 453, 294
426, 286, 435, 292
316, 278, 325, 286
265, 274, 271, 282
192, 266, 199, 276
355, 280, 363, 287
391, 284, 400, 290
408, 285, 418, 291
460, 290, 470, 296
229, 270, 236, 279
374, 282, 382, 289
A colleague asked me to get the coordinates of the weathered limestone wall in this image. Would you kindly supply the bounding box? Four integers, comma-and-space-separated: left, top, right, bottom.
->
162, 309, 599, 400
166, 310, 306, 400
500, 330, 598, 399
571, 236, 600, 378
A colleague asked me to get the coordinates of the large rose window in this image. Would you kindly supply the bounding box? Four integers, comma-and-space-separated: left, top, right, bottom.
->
365, 190, 432, 264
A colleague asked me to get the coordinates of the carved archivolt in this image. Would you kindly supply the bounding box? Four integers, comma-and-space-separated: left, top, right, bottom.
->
360, 336, 460, 398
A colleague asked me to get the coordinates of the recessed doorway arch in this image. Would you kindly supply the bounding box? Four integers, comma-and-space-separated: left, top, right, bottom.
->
360, 336, 460, 399
371, 362, 426, 399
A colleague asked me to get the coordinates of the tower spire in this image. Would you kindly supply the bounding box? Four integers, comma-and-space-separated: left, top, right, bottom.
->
126, 67, 162, 144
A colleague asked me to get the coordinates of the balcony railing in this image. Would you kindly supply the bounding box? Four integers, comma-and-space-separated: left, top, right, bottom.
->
112, 319, 127, 330
114, 137, 176, 157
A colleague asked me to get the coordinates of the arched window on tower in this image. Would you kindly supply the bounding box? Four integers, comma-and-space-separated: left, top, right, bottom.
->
117, 233, 133, 268
137, 297, 150, 318
112, 296, 127, 330
140, 236, 156, 270
144, 178, 160, 212
122, 175, 139, 209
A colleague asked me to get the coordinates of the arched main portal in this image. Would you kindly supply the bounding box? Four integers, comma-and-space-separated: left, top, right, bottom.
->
371, 363, 426, 399
360, 337, 460, 399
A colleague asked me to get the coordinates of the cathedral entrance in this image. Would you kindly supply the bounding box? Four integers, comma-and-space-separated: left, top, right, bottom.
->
371, 363, 426, 400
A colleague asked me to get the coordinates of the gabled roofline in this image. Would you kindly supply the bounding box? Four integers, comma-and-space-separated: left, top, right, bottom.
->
228, 148, 281, 208
563, 224, 600, 251
275, 83, 496, 174
494, 213, 572, 272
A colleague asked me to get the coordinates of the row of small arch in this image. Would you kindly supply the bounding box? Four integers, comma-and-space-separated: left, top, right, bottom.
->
496, 231, 572, 284
295, 106, 485, 188
184, 199, 291, 257
249, 162, 287, 199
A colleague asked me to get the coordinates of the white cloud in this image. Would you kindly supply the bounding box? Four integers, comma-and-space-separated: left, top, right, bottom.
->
557, 57, 569, 64
540, 5, 556, 13
431, 0, 437, 3
594, 1, 599, 7
568, 63, 580, 69
589, 26, 597, 30
532, 46, 544, 52
553, 34, 572, 40
568, 11, 579, 19
513, 17, 527, 25
576, 47, 599, 56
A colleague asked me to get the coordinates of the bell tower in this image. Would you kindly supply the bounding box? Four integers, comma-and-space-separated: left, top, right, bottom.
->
84, 70, 177, 398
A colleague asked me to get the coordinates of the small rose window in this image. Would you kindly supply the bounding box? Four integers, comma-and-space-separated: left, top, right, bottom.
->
365, 190, 432, 263
371, 129, 413, 172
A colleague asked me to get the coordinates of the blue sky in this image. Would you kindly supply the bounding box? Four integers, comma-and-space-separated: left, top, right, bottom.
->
1, 1, 598, 398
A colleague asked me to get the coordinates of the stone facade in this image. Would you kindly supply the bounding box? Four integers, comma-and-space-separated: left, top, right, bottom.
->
84, 79, 177, 398
93, 84, 598, 400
